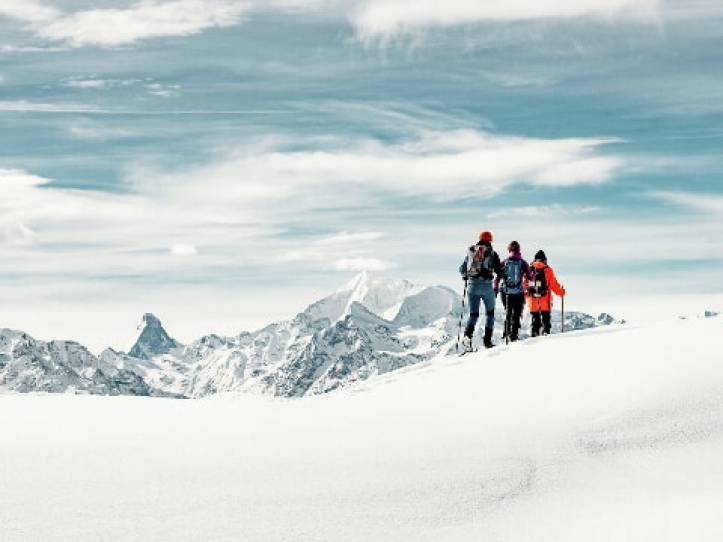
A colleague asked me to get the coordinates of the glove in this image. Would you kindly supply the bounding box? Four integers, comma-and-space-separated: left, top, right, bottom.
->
462, 275, 468, 281
506, 279, 516, 288
560, 288, 566, 297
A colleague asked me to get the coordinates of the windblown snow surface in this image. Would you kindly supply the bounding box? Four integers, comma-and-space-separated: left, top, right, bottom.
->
2, 313, 722, 541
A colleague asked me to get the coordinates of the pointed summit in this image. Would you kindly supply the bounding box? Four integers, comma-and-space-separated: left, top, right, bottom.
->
304, 272, 423, 323
128, 313, 182, 360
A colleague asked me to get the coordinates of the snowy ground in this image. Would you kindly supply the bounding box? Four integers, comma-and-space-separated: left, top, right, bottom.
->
2, 314, 722, 541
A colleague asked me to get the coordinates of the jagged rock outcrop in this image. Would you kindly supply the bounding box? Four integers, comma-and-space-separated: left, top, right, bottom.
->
128, 313, 183, 360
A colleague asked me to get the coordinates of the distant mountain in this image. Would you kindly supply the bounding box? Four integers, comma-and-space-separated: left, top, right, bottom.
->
128, 313, 183, 359
102, 273, 623, 399
0, 329, 154, 396
1, 273, 625, 398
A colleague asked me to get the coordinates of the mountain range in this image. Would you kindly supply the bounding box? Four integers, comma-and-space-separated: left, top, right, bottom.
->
0, 272, 622, 398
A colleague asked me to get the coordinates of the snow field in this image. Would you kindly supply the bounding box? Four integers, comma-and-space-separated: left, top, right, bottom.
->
1, 315, 722, 541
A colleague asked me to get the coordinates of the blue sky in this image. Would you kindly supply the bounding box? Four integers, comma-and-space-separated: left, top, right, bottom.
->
1, 0, 722, 351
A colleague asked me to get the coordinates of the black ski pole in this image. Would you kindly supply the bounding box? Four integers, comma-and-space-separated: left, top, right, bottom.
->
504, 291, 510, 345
456, 278, 468, 354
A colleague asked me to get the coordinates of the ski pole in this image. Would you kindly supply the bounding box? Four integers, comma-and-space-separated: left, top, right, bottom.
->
561, 284, 565, 334
504, 291, 510, 345
456, 278, 468, 354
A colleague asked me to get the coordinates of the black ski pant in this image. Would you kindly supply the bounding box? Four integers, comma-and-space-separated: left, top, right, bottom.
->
501, 293, 525, 340
531, 311, 552, 337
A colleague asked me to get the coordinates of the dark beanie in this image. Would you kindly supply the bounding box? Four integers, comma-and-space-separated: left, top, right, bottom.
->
534, 250, 547, 263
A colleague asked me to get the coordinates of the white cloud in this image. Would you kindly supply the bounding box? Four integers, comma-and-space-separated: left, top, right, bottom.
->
0, 1, 60, 23
133, 130, 624, 217
60, 76, 181, 98
12, 0, 250, 48
350, 0, 661, 40
0, 126, 628, 286
0, 44, 67, 52
145, 82, 181, 97
62, 78, 115, 89
0, 100, 99, 112
0, 0, 677, 49
486, 205, 600, 219
171, 243, 198, 256
1, 168, 52, 199
316, 231, 386, 245
647, 190, 723, 214
61, 76, 137, 89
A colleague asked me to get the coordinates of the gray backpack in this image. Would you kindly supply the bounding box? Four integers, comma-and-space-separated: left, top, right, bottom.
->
466, 244, 494, 280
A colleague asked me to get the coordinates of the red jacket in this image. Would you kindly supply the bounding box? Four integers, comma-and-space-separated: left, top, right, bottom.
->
526, 261, 565, 312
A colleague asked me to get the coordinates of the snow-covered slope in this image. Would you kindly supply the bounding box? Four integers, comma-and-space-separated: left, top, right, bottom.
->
1, 313, 721, 541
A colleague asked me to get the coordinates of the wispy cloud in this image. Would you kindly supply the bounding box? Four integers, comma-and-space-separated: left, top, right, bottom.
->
61, 76, 139, 89
2, 0, 250, 48
0, 100, 100, 112
0, 44, 67, 52
132, 130, 624, 214
486, 205, 601, 219
0, 0, 685, 49
316, 231, 386, 245
1, 124, 629, 284
647, 190, 723, 214
60, 76, 182, 97
350, 0, 661, 40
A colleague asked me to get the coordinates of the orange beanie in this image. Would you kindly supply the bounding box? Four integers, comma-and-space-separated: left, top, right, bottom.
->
478, 231, 493, 242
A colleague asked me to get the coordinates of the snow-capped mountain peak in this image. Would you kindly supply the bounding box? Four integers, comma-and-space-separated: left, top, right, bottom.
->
305, 271, 424, 323
127, 313, 182, 360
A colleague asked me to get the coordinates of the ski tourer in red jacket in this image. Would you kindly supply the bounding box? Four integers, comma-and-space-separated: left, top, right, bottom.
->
526, 250, 565, 336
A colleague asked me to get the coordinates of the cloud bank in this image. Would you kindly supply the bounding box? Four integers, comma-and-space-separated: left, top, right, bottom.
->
0, 128, 626, 281
134, 130, 624, 214
1, 0, 670, 48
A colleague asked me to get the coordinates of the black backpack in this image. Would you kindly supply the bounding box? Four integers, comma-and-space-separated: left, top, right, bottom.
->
528, 265, 548, 298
